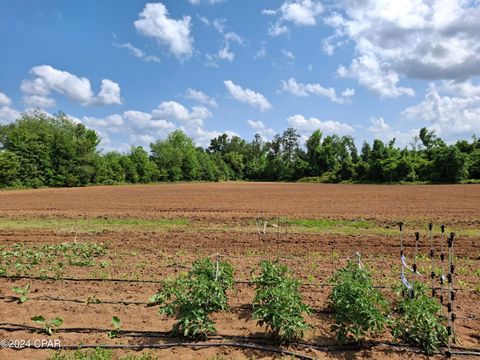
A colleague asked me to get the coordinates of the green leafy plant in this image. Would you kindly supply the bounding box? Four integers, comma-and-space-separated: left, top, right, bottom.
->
12, 283, 30, 303
391, 281, 447, 355
0, 242, 107, 278
152, 257, 234, 339
327, 260, 389, 344
31, 315, 64, 335
50, 347, 158, 360
107, 316, 121, 339
251, 260, 311, 342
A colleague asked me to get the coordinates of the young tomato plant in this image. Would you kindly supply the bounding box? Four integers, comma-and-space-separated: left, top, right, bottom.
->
31, 315, 63, 335
108, 316, 121, 339
152, 257, 234, 339
327, 260, 389, 344
12, 284, 30, 303
251, 260, 311, 343
391, 281, 447, 355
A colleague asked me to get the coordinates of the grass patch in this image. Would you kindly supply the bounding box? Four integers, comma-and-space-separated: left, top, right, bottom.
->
263, 218, 480, 237
281, 218, 376, 236
287, 218, 370, 229
50, 348, 158, 360
0, 217, 189, 233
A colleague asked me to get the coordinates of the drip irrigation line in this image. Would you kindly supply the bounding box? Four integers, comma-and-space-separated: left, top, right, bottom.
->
1, 275, 163, 284
2, 318, 480, 357
0, 324, 316, 345
1, 295, 477, 321
3, 341, 318, 360
0, 295, 332, 314
2, 335, 480, 358
0, 295, 146, 306
3, 274, 477, 293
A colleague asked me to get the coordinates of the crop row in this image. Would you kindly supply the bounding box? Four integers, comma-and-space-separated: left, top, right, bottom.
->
11, 256, 450, 356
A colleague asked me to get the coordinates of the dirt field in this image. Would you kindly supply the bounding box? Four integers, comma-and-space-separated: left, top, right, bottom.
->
0, 183, 479, 360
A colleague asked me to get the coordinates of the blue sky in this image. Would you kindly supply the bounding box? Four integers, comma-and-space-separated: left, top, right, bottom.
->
1, 0, 480, 152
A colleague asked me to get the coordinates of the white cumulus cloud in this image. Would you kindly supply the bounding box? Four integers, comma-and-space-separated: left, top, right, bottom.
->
325, 0, 480, 97
0, 106, 20, 125
224, 80, 272, 111
287, 114, 354, 134
184, 88, 218, 107
281, 78, 355, 104
204, 18, 244, 65
114, 42, 160, 62
337, 55, 415, 98
152, 100, 211, 126
264, 0, 323, 36
402, 82, 480, 137
368, 117, 419, 146
21, 65, 122, 107
217, 44, 234, 61
247, 119, 276, 139
0, 92, 12, 107
134, 2, 193, 59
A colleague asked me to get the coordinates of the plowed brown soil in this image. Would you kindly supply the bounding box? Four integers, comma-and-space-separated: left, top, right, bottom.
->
0, 182, 478, 223
0, 183, 479, 360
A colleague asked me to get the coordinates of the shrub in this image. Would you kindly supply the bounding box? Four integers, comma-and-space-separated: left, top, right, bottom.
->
297, 172, 338, 183
327, 260, 389, 343
391, 281, 447, 355
251, 260, 311, 342
150, 257, 234, 339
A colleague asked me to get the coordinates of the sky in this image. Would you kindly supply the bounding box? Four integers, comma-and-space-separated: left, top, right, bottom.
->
1, 0, 480, 152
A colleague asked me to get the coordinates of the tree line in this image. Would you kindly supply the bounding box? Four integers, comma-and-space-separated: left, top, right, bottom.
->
0, 111, 479, 188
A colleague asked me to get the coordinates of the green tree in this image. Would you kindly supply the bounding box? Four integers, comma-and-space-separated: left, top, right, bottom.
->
430, 145, 467, 182
150, 130, 200, 181
0, 150, 20, 187
0, 111, 99, 187
128, 146, 158, 183
468, 148, 480, 179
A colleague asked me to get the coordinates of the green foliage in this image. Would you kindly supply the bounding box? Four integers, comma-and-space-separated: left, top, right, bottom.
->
0, 150, 20, 187
31, 315, 63, 335
0, 111, 478, 186
12, 283, 30, 303
151, 257, 234, 339
0, 242, 107, 277
150, 130, 200, 181
251, 260, 311, 342
50, 348, 157, 360
0, 111, 99, 187
287, 218, 370, 230
128, 146, 159, 183
107, 316, 121, 339
50, 348, 113, 360
391, 281, 448, 355
328, 260, 389, 343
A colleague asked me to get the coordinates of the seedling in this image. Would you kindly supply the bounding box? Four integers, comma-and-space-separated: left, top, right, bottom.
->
12, 284, 30, 303
84, 295, 101, 305
31, 315, 63, 335
108, 316, 121, 339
